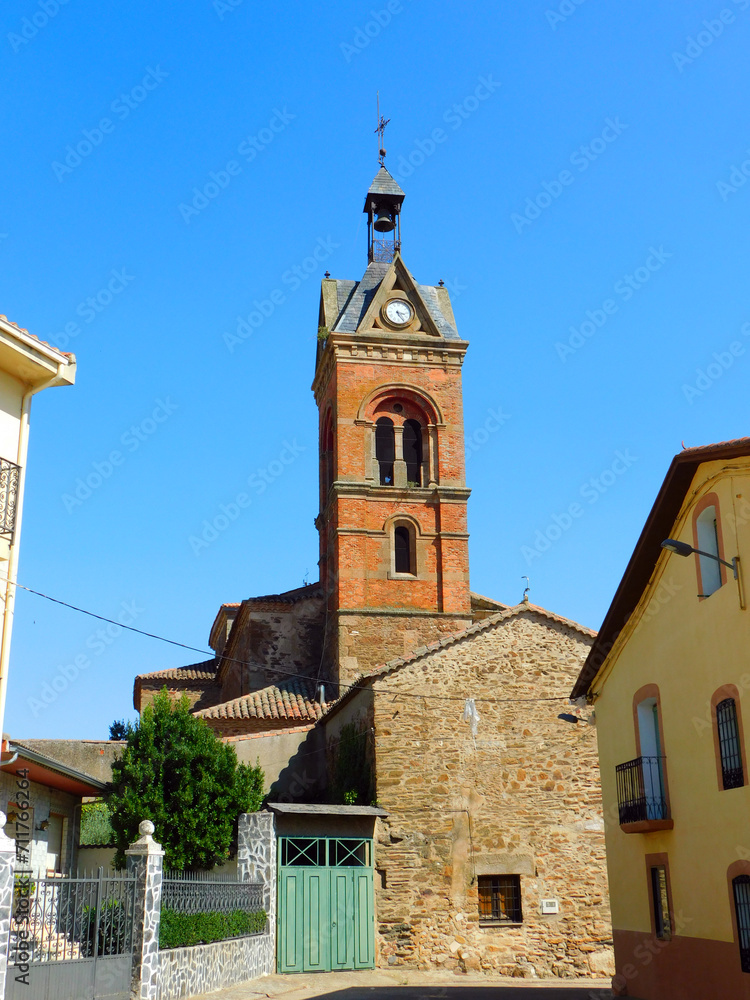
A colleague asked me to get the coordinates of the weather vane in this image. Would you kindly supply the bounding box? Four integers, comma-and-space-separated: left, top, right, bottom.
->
375, 91, 390, 166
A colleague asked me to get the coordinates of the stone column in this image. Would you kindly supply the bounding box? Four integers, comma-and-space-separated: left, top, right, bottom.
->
237, 812, 276, 974
126, 820, 164, 1000
393, 425, 406, 487
0, 813, 15, 1000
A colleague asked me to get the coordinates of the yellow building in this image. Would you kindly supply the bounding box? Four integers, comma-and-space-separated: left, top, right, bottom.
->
572, 437, 750, 999
0, 313, 76, 735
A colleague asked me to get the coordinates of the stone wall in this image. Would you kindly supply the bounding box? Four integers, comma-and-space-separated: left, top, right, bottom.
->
157, 933, 272, 1000
363, 607, 613, 979
219, 593, 326, 699
337, 610, 474, 683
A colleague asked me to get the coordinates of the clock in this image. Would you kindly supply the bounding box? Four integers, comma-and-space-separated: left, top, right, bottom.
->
384, 298, 413, 327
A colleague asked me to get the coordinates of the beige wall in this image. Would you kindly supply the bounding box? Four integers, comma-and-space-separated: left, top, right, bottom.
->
594, 461, 750, 948
229, 726, 326, 802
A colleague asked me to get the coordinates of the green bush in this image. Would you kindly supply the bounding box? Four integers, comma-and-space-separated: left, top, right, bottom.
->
108, 689, 264, 870
158, 908, 267, 949
80, 801, 116, 847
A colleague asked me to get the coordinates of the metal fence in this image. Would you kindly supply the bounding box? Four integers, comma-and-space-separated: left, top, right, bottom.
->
7, 869, 136, 1000
615, 755, 669, 824
161, 870, 264, 916
10, 870, 136, 964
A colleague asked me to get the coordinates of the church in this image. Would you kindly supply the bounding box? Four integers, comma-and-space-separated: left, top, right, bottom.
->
134, 165, 613, 978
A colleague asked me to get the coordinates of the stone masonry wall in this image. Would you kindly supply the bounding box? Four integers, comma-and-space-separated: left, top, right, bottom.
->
337, 611, 474, 685
370, 608, 613, 979
157, 933, 271, 1000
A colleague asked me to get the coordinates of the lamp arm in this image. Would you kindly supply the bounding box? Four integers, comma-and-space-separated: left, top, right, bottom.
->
692, 547, 738, 578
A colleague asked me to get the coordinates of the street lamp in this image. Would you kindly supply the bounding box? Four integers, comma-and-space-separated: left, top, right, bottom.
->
660, 538, 738, 579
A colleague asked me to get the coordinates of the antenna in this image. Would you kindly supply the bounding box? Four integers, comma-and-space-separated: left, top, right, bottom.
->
521, 576, 530, 603
375, 91, 390, 166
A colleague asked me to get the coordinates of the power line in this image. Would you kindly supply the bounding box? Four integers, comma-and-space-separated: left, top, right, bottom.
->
15, 583, 577, 708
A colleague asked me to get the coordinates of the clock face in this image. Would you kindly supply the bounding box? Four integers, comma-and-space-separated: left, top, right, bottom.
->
385, 299, 413, 326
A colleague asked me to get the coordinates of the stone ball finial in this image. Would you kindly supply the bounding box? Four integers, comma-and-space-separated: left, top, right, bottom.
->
139, 820, 155, 837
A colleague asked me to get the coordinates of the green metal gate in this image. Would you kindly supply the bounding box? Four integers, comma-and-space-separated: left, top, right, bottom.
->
278, 837, 374, 972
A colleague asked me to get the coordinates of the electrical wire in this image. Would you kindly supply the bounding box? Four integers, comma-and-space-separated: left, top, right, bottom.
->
14, 582, 577, 708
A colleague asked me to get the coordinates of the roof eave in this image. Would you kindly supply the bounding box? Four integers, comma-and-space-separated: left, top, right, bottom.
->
572, 439, 750, 699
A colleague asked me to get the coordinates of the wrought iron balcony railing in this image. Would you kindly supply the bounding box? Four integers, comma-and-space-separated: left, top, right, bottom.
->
615, 755, 669, 825
0, 458, 20, 540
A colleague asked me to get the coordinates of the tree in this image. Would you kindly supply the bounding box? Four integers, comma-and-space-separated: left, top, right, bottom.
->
109, 719, 129, 740
107, 689, 264, 870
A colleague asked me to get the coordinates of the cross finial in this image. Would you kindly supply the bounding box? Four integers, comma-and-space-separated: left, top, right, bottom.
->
375, 91, 390, 166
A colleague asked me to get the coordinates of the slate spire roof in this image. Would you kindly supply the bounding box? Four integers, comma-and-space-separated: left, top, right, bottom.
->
364, 166, 405, 201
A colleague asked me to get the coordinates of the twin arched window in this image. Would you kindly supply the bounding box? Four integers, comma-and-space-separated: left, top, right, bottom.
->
375, 415, 423, 486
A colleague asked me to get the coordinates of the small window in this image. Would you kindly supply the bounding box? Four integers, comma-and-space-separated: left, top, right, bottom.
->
394, 526, 412, 574
696, 504, 722, 596
375, 417, 395, 486
650, 865, 671, 940
478, 875, 522, 923
717, 698, 745, 789
733, 875, 750, 973
403, 419, 422, 486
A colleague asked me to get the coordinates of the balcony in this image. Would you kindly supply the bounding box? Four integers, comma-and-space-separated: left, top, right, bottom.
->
615, 756, 673, 833
0, 459, 20, 540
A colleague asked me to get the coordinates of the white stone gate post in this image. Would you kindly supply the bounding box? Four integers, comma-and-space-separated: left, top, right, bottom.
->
0, 813, 15, 1000
237, 812, 276, 974
126, 820, 164, 1000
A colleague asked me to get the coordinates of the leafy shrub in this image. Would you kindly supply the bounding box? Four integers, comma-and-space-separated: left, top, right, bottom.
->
107, 689, 264, 870
80, 801, 116, 847
158, 908, 267, 949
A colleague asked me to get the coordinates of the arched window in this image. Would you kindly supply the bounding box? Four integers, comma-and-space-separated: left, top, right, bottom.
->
733, 875, 750, 972
717, 698, 745, 789
394, 525, 412, 574
376, 417, 395, 486
403, 419, 422, 486
696, 503, 722, 596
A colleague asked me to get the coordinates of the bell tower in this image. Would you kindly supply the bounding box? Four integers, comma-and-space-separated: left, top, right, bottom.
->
313, 167, 472, 688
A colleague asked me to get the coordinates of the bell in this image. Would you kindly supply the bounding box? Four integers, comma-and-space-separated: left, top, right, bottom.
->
373, 209, 395, 233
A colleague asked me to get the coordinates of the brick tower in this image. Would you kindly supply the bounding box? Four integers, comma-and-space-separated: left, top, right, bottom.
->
313, 167, 472, 687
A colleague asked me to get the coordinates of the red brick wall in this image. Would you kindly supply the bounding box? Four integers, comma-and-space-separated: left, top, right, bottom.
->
314, 322, 471, 683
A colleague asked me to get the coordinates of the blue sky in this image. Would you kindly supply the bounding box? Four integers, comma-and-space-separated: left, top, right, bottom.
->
2, 0, 749, 738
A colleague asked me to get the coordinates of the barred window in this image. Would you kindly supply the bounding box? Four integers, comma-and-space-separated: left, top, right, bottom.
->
733, 875, 750, 973
650, 865, 671, 940
478, 875, 522, 923
717, 698, 745, 790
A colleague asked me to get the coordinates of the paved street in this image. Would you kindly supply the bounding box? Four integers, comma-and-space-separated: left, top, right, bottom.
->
192, 970, 615, 1000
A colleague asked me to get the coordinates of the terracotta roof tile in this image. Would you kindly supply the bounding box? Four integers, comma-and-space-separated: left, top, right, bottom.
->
193, 677, 330, 723
137, 659, 218, 684
0, 313, 74, 360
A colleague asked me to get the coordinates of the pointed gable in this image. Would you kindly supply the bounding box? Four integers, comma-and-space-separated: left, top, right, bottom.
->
325, 255, 460, 340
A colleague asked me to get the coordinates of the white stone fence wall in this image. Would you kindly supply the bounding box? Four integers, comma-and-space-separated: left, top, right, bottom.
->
0, 812, 277, 1000
156, 812, 276, 1000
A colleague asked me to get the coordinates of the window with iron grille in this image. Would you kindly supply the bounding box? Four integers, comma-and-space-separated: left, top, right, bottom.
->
717, 698, 745, 790
733, 875, 750, 973
649, 866, 671, 940
477, 875, 522, 923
